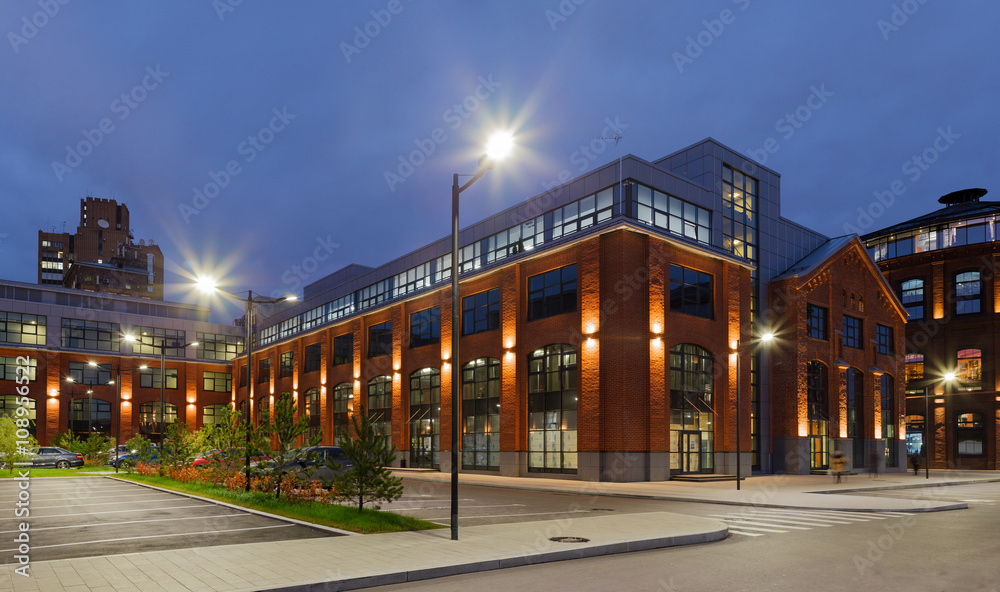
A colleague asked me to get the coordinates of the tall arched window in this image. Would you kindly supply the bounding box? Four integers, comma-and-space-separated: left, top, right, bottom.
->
881, 374, 896, 467
807, 361, 829, 469
900, 279, 924, 320
138, 402, 177, 437
846, 367, 864, 467
367, 376, 392, 448
410, 368, 440, 469
304, 387, 321, 442
332, 382, 352, 441
463, 357, 500, 470
669, 344, 714, 474
528, 345, 577, 474
955, 271, 982, 315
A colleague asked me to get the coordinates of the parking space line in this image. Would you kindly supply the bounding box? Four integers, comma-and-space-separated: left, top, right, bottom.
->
0, 513, 250, 535
0, 492, 178, 503
9, 498, 210, 511
425, 509, 589, 521
0, 524, 295, 552
0, 503, 213, 521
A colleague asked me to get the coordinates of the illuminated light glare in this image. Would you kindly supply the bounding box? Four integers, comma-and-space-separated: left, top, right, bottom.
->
485, 131, 514, 161
944, 372, 957, 382
934, 398, 944, 403
761, 332, 774, 342
651, 323, 662, 334
194, 276, 218, 294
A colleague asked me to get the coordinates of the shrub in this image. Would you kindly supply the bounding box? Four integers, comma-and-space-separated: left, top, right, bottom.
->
136, 462, 159, 477
224, 471, 247, 492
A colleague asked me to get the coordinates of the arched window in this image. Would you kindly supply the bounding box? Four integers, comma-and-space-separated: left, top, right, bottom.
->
956, 412, 985, 456
410, 368, 440, 469
669, 344, 714, 474
900, 279, 924, 321
957, 349, 982, 383
463, 357, 500, 470
528, 345, 577, 474
881, 374, 896, 467
332, 382, 352, 441
202, 404, 230, 427
806, 361, 829, 469
845, 367, 864, 466
304, 387, 321, 441
138, 402, 177, 436
955, 271, 982, 315
367, 376, 392, 447
0, 396, 35, 437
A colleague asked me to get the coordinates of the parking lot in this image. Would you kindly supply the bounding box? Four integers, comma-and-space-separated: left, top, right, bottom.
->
0, 476, 340, 564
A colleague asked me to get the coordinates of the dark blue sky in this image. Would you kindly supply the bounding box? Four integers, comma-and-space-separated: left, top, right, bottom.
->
2, 1, 997, 321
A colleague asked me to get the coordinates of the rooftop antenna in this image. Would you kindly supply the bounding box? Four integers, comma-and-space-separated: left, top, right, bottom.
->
598, 128, 624, 200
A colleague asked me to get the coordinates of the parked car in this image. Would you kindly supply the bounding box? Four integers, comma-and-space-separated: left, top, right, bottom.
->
111, 446, 161, 468
257, 446, 353, 487
1, 447, 84, 469
191, 449, 269, 467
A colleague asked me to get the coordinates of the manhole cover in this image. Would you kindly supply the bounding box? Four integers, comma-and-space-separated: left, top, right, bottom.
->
549, 536, 590, 543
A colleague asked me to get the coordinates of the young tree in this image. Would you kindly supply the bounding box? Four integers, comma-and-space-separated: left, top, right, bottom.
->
203, 405, 248, 473
264, 392, 322, 499
122, 434, 154, 472
77, 433, 114, 465
51, 430, 82, 452
333, 405, 403, 512
0, 415, 36, 473
163, 422, 200, 470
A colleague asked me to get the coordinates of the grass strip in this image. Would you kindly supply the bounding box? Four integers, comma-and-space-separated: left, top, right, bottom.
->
114, 474, 443, 534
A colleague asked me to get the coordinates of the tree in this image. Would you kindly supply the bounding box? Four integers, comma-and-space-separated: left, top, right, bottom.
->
163, 422, 201, 470
122, 434, 155, 472
263, 393, 322, 499
77, 433, 114, 465
203, 405, 248, 473
333, 405, 403, 512
0, 415, 36, 473
51, 430, 82, 452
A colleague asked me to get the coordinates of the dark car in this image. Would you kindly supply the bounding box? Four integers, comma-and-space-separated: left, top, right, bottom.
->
111, 446, 161, 468
4, 447, 85, 469
260, 446, 353, 486
191, 449, 269, 467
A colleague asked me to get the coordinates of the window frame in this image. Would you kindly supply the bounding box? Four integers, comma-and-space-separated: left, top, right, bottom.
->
368, 322, 393, 358
900, 278, 924, 321
409, 307, 441, 349
842, 315, 863, 349
954, 271, 982, 315
669, 264, 713, 319
527, 265, 577, 322
462, 288, 500, 336
806, 303, 828, 340
333, 333, 353, 366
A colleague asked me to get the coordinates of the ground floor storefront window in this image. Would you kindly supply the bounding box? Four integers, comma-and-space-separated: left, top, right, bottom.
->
670, 344, 714, 474
528, 345, 577, 474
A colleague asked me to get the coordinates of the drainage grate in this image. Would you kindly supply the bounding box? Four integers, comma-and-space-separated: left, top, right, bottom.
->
549, 536, 590, 543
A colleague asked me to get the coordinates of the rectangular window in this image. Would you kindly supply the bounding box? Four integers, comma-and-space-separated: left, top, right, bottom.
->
368, 322, 393, 358
409, 307, 440, 348
68, 361, 111, 385
551, 189, 615, 240
843, 315, 863, 349
203, 371, 232, 393
669, 264, 713, 319
806, 304, 828, 340
0, 313, 46, 346
61, 318, 121, 351
134, 327, 187, 357
635, 184, 712, 246
279, 351, 293, 378
955, 272, 982, 315
463, 288, 500, 336
957, 349, 982, 383
333, 333, 353, 366
139, 368, 178, 389
877, 324, 894, 355
0, 357, 37, 382
258, 358, 270, 383
900, 279, 924, 321
304, 343, 321, 373
527, 264, 577, 321
197, 333, 244, 361
905, 353, 924, 383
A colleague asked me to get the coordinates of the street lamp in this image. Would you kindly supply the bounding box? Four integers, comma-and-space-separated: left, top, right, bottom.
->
450, 131, 514, 540
138, 336, 198, 446
196, 278, 296, 491
732, 330, 773, 491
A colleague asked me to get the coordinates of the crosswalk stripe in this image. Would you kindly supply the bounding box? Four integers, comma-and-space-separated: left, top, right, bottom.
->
717, 524, 789, 533
710, 516, 812, 530
727, 530, 765, 537
775, 510, 889, 520
748, 510, 866, 523
739, 515, 837, 527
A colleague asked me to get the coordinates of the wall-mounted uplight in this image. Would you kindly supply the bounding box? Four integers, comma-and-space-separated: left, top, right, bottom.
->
934, 398, 944, 404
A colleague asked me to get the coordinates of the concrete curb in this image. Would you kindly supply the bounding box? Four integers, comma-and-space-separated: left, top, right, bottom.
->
810, 477, 1000, 495
258, 525, 729, 592
105, 475, 356, 536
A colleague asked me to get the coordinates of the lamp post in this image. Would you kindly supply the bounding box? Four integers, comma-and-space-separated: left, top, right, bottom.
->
196, 280, 296, 492
732, 331, 773, 491
449, 131, 514, 541
142, 338, 198, 446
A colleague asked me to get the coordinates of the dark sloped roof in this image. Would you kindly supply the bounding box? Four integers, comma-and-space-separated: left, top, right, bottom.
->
860, 190, 996, 241
771, 235, 855, 281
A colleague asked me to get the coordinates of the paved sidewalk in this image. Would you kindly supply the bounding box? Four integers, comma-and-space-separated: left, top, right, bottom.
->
2, 470, 993, 591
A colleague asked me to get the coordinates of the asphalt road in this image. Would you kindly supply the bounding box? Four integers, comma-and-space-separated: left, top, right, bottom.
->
372, 481, 1000, 591
0, 476, 338, 564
